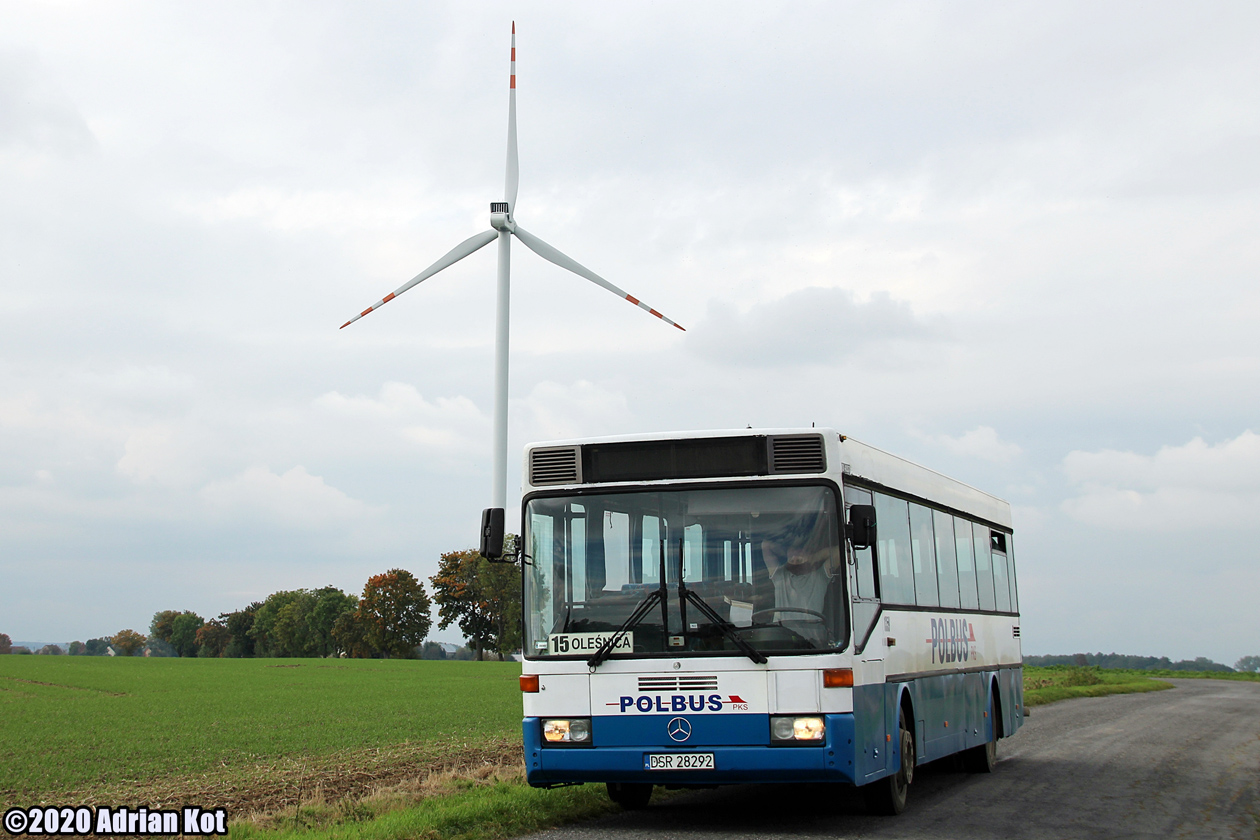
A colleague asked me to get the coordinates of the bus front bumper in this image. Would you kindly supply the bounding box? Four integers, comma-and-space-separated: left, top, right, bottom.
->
523, 713, 857, 787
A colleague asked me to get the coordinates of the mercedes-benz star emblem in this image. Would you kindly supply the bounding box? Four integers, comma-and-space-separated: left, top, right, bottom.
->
667, 717, 692, 742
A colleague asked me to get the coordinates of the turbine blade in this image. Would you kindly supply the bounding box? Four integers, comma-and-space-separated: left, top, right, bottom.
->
513, 225, 685, 331
340, 229, 497, 329
505, 22, 519, 212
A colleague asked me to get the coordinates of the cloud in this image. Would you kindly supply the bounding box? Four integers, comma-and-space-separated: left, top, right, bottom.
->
1060, 431, 1260, 530
514, 380, 632, 443
314, 382, 485, 454
115, 425, 203, 487
0, 50, 95, 156
688, 286, 940, 367
200, 466, 378, 529
929, 426, 1024, 464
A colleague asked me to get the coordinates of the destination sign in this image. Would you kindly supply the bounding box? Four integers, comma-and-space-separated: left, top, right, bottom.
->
546, 632, 633, 655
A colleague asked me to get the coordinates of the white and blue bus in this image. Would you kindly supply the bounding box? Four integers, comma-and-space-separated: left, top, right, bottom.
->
517, 428, 1023, 814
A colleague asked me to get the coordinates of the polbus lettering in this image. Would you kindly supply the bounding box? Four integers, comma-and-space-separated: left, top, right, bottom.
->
928, 617, 973, 663
618, 694, 728, 713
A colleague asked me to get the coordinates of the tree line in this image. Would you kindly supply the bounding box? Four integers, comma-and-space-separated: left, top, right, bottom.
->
1023, 652, 1259, 672
0, 547, 522, 661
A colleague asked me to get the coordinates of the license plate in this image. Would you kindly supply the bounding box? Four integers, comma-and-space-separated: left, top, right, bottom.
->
645, 752, 715, 770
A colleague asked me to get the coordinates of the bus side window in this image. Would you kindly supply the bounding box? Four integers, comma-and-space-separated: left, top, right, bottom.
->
909, 503, 939, 608
846, 486, 877, 599
874, 493, 915, 605
1007, 533, 1019, 613
933, 510, 960, 609
954, 516, 979, 610
973, 521, 996, 612
991, 531, 1011, 612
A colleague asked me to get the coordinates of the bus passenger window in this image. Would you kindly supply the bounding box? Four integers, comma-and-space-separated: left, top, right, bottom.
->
954, 516, 979, 610
1007, 533, 1019, 613
973, 522, 996, 612
874, 493, 915, 605
933, 510, 960, 609
992, 542, 1011, 612
909, 503, 939, 608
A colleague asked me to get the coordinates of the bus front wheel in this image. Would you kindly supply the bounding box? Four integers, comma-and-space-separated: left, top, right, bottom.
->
606, 782, 652, 810
863, 709, 914, 815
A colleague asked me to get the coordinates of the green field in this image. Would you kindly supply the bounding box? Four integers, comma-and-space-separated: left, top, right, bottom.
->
5, 656, 1255, 840
0, 656, 522, 798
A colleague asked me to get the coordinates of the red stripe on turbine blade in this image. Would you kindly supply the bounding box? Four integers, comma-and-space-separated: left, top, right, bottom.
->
383, 293, 395, 303
512, 48, 516, 60
510, 75, 516, 89
674, 323, 686, 331
340, 320, 353, 329
512, 22, 515, 34
360, 306, 374, 317
649, 309, 662, 318
626, 294, 640, 306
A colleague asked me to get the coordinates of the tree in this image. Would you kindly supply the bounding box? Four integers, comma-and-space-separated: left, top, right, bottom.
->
67, 641, 86, 656
250, 591, 309, 657
358, 569, 432, 658
221, 603, 261, 657
1235, 655, 1260, 673
37, 644, 64, 655
430, 548, 522, 660
170, 612, 204, 657
310, 586, 359, 657
195, 620, 232, 657
419, 641, 447, 660
331, 609, 376, 658
145, 638, 176, 657
0, 633, 11, 654
149, 610, 181, 643
84, 638, 111, 656
111, 629, 146, 656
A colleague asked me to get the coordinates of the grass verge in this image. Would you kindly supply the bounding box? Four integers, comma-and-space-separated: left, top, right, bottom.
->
1022, 665, 1175, 707
228, 774, 625, 840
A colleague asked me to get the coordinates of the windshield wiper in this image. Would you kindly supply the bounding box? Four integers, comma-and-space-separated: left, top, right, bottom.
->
588, 540, 671, 668
675, 539, 767, 665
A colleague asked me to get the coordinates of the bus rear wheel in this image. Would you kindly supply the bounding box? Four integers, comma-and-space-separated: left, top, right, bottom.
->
864, 709, 914, 815
606, 782, 652, 810
963, 691, 1000, 773
963, 727, 998, 773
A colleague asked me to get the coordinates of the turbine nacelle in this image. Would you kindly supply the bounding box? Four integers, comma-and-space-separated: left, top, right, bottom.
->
489, 202, 513, 231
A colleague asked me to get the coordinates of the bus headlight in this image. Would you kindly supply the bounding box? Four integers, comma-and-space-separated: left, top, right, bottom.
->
542, 718, 592, 744
771, 716, 825, 743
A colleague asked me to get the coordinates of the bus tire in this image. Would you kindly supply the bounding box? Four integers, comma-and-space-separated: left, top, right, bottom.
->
606, 782, 652, 810
963, 690, 999, 773
863, 708, 914, 815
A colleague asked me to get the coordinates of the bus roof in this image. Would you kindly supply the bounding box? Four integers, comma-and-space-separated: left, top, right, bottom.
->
522, 427, 1012, 530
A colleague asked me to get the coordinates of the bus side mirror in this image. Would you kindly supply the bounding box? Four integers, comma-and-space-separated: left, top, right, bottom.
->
848, 504, 876, 550
480, 507, 505, 560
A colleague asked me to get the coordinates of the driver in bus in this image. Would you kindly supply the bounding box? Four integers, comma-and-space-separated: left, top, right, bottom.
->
761, 513, 840, 641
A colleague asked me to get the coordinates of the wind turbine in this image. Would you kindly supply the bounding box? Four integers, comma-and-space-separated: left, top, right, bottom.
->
340, 23, 684, 558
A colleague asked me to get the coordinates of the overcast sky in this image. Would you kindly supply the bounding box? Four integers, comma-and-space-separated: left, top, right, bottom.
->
2, 2, 1257, 663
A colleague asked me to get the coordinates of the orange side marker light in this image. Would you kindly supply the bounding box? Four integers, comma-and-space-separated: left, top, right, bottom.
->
520, 674, 539, 693
823, 668, 853, 688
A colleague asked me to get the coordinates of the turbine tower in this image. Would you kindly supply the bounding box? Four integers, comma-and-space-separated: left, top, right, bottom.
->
341, 23, 683, 558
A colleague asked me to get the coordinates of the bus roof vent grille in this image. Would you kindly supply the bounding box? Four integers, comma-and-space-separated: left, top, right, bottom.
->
769, 434, 826, 474
529, 446, 581, 485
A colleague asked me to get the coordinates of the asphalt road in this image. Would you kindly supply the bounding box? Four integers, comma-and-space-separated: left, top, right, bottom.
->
525, 679, 1260, 840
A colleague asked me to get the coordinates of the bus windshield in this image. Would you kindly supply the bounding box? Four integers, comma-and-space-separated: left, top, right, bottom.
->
523, 484, 848, 658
